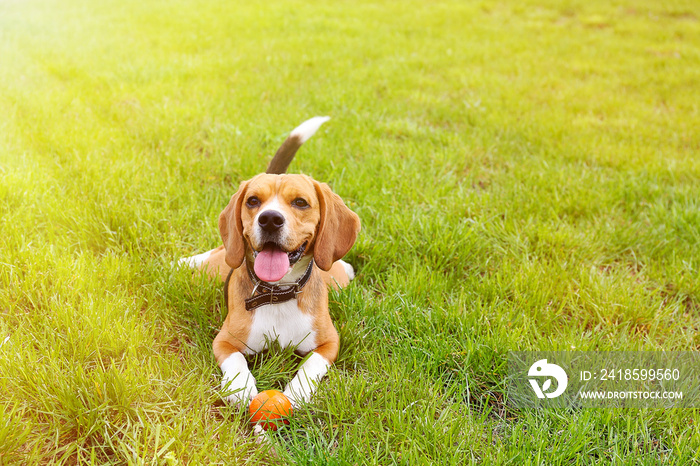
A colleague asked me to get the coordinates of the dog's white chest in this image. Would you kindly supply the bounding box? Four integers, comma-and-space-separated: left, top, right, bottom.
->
244, 299, 316, 355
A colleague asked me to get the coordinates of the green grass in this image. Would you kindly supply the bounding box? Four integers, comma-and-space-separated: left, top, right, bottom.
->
1, 0, 699, 463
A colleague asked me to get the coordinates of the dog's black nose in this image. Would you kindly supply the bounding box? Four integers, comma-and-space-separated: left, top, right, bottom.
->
258, 210, 285, 233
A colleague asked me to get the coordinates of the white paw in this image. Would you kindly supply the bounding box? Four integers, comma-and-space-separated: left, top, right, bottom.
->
338, 259, 355, 280
222, 374, 258, 405
220, 353, 258, 405
178, 250, 212, 269
282, 388, 300, 409
283, 352, 331, 408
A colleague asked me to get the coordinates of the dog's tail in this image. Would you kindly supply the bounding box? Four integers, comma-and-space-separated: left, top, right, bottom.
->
266, 116, 331, 174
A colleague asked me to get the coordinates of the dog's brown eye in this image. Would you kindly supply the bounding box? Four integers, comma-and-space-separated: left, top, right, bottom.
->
292, 198, 309, 209
246, 196, 260, 208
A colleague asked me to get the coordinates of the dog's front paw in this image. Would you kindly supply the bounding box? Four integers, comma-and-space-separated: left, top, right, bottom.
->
222, 372, 258, 405
220, 352, 258, 405
283, 352, 331, 408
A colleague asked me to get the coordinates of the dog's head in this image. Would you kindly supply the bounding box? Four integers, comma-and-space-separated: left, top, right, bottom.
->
218, 174, 360, 282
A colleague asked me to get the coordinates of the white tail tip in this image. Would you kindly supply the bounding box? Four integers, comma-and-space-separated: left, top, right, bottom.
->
290, 116, 331, 143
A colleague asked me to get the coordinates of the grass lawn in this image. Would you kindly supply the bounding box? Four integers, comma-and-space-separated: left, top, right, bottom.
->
1, 0, 699, 463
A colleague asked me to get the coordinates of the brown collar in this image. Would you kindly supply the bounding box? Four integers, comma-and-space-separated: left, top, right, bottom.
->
242, 259, 314, 311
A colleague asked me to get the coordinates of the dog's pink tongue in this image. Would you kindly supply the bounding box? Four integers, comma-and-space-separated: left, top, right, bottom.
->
254, 245, 290, 282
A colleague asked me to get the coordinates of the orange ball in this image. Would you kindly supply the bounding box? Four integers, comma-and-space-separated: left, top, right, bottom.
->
249, 390, 293, 431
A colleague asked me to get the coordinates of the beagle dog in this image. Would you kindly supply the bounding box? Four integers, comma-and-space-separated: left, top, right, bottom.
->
181, 117, 360, 408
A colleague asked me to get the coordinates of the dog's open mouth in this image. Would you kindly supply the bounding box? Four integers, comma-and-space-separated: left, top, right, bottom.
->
252, 241, 307, 282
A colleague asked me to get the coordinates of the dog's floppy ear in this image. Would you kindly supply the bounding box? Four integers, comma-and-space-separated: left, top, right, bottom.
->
313, 181, 361, 271
218, 181, 249, 269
